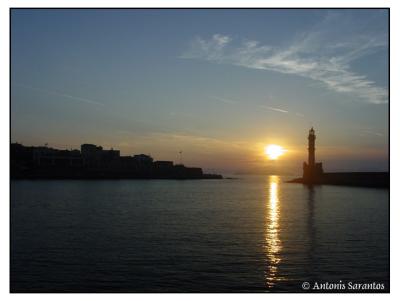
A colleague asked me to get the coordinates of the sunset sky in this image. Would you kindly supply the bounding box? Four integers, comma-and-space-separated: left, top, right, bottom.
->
11, 9, 388, 174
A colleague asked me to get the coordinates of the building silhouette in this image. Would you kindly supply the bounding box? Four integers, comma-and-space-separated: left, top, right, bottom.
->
10, 142, 221, 180
302, 127, 323, 182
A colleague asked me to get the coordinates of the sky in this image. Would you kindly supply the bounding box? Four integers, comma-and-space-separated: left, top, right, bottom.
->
11, 9, 389, 174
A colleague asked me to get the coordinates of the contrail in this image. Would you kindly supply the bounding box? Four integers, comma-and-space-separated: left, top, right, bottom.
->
13, 83, 105, 106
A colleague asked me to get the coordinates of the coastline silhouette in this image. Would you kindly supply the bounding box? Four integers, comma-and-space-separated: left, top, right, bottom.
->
10, 142, 222, 180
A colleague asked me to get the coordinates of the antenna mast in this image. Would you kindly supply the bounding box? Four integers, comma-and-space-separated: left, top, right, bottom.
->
179, 151, 183, 165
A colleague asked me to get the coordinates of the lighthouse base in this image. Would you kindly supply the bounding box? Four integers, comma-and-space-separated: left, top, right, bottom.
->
303, 162, 324, 183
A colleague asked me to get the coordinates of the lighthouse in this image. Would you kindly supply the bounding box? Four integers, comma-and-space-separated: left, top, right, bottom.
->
308, 127, 316, 167
303, 127, 323, 182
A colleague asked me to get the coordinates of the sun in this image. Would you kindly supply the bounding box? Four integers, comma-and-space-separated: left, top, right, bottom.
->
264, 144, 285, 160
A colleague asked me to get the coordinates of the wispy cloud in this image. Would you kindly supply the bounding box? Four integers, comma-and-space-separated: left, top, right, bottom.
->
182, 13, 388, 104
359, 129, 384, 137
260, 105, 289, 113
211, 95, 297, 116
14, 83, 105, 106
132, 131, 250, 151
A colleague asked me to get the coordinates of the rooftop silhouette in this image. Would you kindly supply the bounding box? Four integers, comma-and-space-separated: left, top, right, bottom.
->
10, 142, 222, 180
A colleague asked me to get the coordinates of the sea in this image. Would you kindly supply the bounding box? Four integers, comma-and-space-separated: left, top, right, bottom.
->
10, 176, 389, 292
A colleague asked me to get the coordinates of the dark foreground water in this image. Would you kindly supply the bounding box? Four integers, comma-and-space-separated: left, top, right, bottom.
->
10, 176, 389, 292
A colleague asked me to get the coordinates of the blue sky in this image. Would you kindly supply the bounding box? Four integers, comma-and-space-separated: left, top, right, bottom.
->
11, 9, 388, 173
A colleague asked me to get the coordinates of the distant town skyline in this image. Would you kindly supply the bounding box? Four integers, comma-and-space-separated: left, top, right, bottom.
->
11, 9, 388, 173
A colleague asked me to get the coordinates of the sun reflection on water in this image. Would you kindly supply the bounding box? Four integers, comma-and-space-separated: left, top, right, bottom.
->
264, 175, 283, 288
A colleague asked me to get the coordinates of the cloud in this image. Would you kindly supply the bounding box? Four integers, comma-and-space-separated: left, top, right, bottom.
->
360, 129, 384, 137
126, 131, 251, 155
14, 83, 105, 106
260, 105, 289, 113
182, 13, 388, 104
181, 34, 232, 61
211, 95, 292, 115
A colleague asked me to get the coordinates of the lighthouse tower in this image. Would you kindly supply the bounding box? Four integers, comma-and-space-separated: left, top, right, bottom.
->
308, 127, 316, 167
303, 127, 323, 182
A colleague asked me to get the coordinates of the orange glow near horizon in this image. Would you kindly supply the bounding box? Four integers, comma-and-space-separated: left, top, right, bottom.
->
264, 144, 286, 160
